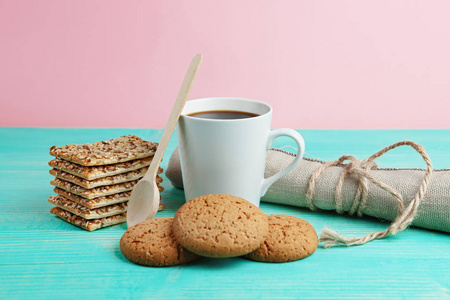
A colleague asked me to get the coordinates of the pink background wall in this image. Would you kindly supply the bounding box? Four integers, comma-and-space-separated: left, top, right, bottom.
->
1, 1, 449, 129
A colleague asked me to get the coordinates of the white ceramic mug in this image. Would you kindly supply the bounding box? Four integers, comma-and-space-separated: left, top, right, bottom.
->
177, 97, 305, 206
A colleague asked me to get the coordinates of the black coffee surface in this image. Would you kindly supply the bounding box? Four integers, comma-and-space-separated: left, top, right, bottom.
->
187, 110, 259, 120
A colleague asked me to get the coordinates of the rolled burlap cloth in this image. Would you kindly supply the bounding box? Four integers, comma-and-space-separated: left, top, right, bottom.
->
166, 141, 449, 247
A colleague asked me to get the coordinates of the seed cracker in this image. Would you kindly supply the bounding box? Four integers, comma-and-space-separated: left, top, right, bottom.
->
48, 157, 162, 180
49, 167, 149, 189
48, 195, 165, 219
53, 186, 164, 209
48, 195, 128, 219
49, 135, 158, 166
50, 177, 163, 199
50, 207, 126, 231
53, 188, 131, 209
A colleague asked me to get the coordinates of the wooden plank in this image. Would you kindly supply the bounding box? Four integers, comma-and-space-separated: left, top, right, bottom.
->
0, 128, 449, 299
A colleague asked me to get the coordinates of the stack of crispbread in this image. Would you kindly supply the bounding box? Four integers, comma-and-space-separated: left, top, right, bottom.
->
48, 135, 164, 231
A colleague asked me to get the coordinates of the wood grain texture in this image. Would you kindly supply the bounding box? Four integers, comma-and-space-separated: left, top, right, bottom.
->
0, 128, 449, 299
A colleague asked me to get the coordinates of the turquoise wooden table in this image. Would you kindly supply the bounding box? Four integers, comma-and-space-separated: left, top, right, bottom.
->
1, 128, 449, 299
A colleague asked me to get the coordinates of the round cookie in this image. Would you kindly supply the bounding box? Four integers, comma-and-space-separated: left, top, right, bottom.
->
244, 214, 318, 263
120, 217, 200, 267
172, 194, 269, 258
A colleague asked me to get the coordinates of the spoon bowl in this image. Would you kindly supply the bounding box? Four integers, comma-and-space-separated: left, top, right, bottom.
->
127, 179, 160, 227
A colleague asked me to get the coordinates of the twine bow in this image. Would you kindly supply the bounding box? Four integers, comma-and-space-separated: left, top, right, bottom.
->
306, 141, 433, 248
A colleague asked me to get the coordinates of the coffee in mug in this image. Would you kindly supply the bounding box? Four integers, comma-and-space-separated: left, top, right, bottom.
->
187, 110, 259, 120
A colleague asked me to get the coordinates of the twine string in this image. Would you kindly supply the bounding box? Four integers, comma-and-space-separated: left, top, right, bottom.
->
306, 141, 433, 248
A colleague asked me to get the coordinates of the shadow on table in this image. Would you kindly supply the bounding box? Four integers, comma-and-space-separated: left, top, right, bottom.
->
187, 257, 243, 269
111, 239, 244, 269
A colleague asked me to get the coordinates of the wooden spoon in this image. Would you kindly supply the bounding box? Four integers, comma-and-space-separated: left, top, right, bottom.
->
127, 54, 202, 227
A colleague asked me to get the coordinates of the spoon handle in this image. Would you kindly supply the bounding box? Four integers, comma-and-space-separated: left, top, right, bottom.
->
146, 54, 203, 179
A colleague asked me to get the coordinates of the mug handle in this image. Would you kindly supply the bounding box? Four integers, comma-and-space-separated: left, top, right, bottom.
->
260, 129, 305, 197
